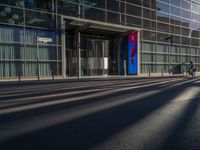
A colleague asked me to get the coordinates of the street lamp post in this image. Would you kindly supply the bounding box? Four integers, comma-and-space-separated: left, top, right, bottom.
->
37, 36, 53, 81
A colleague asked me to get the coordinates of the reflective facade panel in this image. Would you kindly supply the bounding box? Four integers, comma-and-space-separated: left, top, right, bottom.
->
0, 0, 200, 78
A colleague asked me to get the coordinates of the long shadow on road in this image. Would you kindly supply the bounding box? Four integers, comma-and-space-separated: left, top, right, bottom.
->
157, 82, 200, 150
0, 78, 198, 150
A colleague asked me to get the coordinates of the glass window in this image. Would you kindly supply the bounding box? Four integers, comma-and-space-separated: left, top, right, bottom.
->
191, 30, 199, 38
107, 12, 120, 24
126, 16, 141, 27
0, 25, 24, 42
143, 8, 151, 19
0, 0, 24, 7
159, 0, 170, 3
156, 44, 168, 53
126, 0, 142, 6
85, 7, 105, 22
192, 2, 199, 13
142, 30, 156, 41
142, 53, 152, 62
143, 0, 151, 8
25, 10, 55, 29
143, 19, 156, 30
156, 54, 168, 62
191, 38, 199, 46
84, 0, 105, 9
170, 45, 179, 54
142, 42, 155, 52
157, 33, 170, 43
181, 27, 190, 36
170, 16, 181, 26
181, 19, 190, 28
157, 2, 169, 13
157, 12, 169, 23
182, 0, 191, 10
173, 35, 180, 44
157, 22, 169, 32
171, 0, 181, 7
0, 5, 23, 25
182, 10, 191, 20
107, 0, 120, 12
192, 12, 199, 22
170, 6, 181, 16
126, 4, 141, 17
181, 37, 190, 46
57, 1, 80, 17
25, 0, 53, 12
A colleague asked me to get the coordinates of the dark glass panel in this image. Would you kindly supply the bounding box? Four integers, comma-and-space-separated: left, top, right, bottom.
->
143, 8, 151, 18
182, 0, 191, 10
191, 30, 199, 38
0, 5, 23, 25
126, 4, 141, 17
191, 38, 199, 46
157, 2, 169, 13
107, 0, 120, 12
107, 12, 120, 24
182, 10, 191, 20
142, 30, 156, 41
85, 7, 105, 22
0, 0, 24, 7
170, 16, 181, 26
157, 22, 169, 33
171, 0, 181, 7
157, 12, 169, 23
181, 37, 190, 45
126, 16, 141, 27
181, 27, 190, 36
57, 1, 80, 17
25, 10, 55, 29
25, 0, 53, 11
126, 0, 142, 6
181, 19, 190, 28
170, 6, 181, 16
84, 0, 105, 9
172, 35, 180, 44
170, 25, 181, 34
157, 33, 170, 43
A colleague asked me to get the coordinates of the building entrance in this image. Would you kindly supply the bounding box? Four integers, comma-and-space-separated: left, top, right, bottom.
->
63, 18, 139, 78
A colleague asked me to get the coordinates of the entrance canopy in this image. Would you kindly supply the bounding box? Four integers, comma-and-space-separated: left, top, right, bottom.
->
62, 16, 140, 34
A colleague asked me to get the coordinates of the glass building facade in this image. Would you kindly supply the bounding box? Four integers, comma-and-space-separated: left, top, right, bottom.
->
0, 0, 200, 78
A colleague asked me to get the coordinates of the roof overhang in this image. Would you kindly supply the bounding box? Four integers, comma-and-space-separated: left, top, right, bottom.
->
61, 15, 140, 33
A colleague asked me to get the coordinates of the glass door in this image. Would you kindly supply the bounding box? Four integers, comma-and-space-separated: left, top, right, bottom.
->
81, 39, 109, 76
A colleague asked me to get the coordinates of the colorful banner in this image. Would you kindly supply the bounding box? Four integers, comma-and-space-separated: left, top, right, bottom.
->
128, 32, 139, 75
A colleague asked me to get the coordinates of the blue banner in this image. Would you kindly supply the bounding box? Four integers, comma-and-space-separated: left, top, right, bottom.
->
128, 32, 138, 75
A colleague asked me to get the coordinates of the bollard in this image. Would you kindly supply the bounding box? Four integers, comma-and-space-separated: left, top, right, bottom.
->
161, 68, 163, 77
148, 68, 151, 77
37, 73, 40, 81
52, 72, 55, 80
18, 75, 21, 82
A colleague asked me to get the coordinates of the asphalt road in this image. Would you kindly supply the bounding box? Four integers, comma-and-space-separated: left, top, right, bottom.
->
0, 77, 200, 150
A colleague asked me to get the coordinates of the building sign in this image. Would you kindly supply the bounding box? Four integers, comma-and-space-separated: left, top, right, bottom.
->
128, 32, 139, 75
38, 37, 53, 43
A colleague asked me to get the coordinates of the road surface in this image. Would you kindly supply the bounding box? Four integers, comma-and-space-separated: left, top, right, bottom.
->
0, 77, 200, 150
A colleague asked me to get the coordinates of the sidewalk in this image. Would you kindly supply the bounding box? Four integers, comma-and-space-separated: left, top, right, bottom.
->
0, 72, 193, 86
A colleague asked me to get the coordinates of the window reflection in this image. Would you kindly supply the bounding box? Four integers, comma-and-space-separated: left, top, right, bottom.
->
25, 0, 53, 11
0, 0, 24, 7
0, 5, 23, 25
25, 10, 55, 29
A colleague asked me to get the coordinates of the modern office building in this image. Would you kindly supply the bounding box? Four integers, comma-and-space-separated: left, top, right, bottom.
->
0, 0, 200, 78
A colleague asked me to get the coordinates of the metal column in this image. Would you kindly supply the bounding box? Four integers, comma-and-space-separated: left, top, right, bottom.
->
76, 31, 81, 78
61, 17, 66, 78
